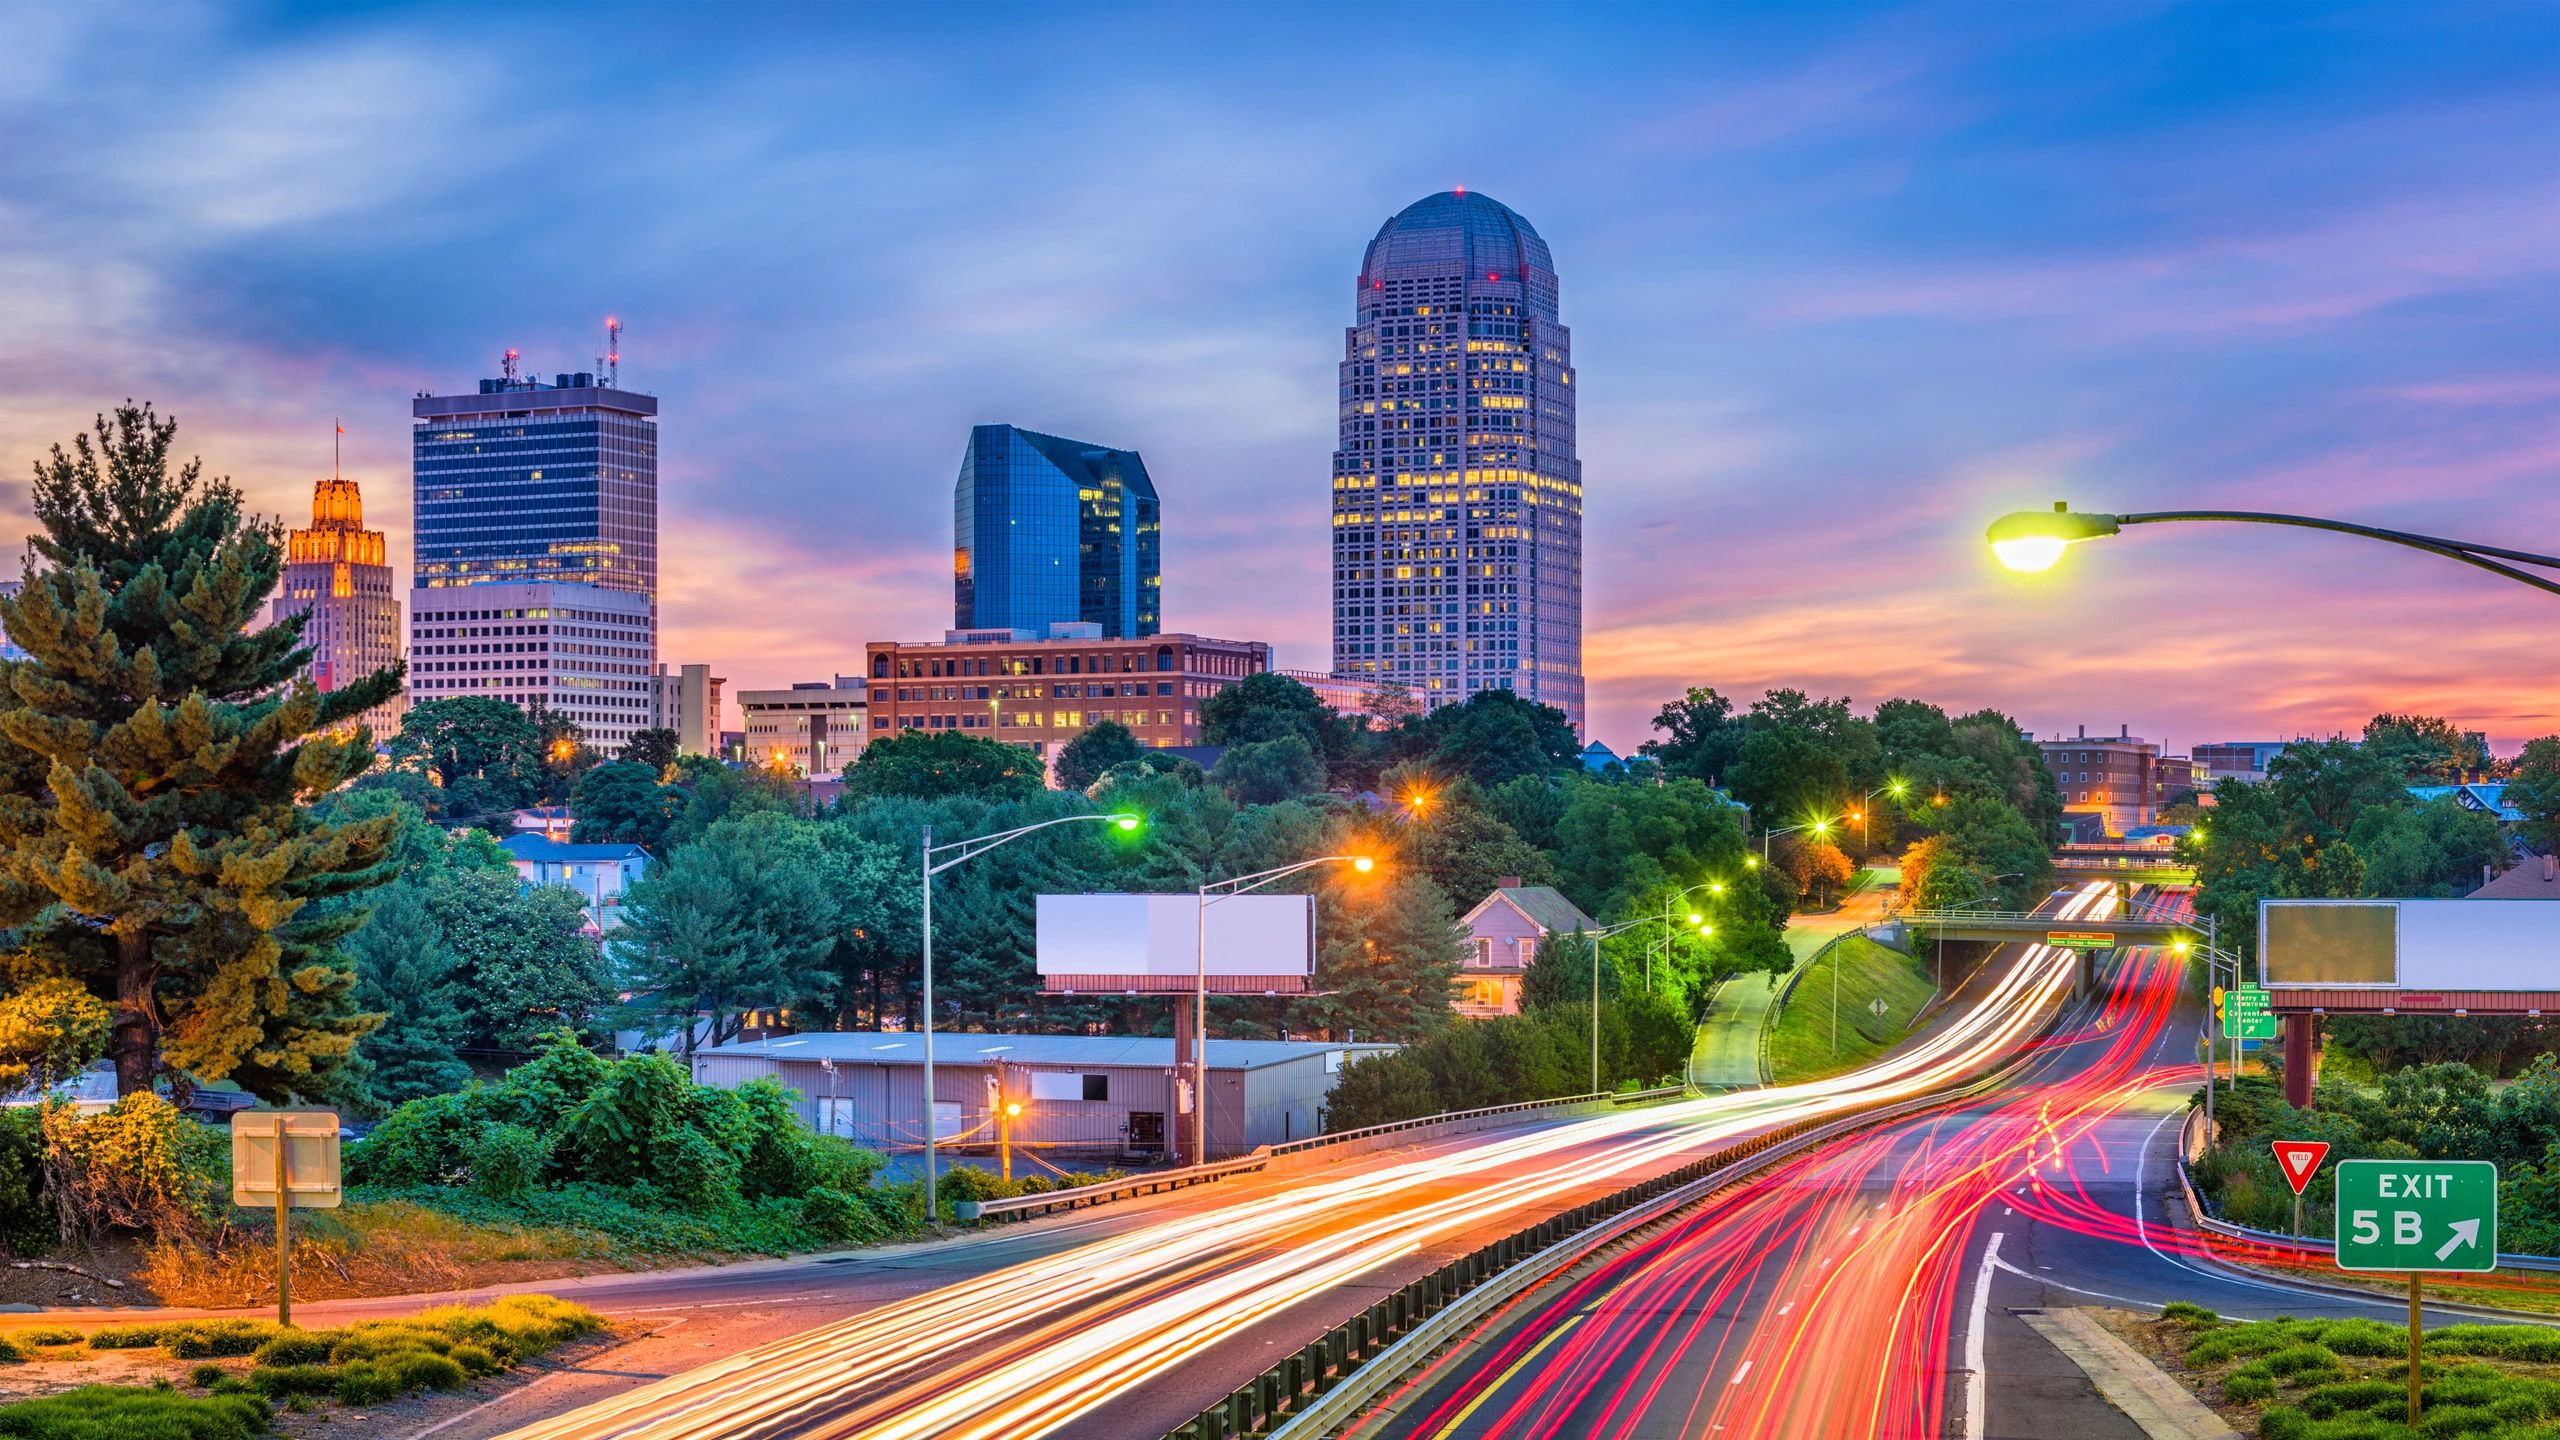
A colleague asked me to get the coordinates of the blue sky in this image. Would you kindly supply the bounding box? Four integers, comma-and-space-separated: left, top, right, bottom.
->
2, 2, 2555, 751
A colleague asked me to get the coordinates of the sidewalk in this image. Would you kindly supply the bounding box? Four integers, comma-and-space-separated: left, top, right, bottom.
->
1688, 869, 1899, 1088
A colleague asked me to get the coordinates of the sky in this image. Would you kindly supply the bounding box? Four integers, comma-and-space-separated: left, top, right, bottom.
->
0, 2, 2554, 754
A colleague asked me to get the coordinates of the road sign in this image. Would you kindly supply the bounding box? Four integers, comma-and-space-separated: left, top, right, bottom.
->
2223, 984, 2279, 1040
231, 1110, 341, 1209
2272, 1140, 2329, 1196
2046, 931, 2112, 950
2334, 1159, 2497, 1272
1868, 998, 1889, 1018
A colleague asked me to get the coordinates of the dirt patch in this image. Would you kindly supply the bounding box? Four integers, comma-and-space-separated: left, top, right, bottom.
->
0, 1237, 162, 1309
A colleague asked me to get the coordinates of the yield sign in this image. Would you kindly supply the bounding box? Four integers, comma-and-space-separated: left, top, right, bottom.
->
2273, 1140, 2330, 1196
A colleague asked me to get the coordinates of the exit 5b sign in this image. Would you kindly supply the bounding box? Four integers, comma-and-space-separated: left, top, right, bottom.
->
2333, 1159, 2497, 1273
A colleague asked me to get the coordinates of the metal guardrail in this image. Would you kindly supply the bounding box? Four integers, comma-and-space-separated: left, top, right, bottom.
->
957, 1086, 1688, 1225
2173, 1104, 2560, 1275
1164, 1019, 2065, 1440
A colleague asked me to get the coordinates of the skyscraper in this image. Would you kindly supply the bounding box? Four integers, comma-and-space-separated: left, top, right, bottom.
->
1329, 190, 1584, 732
408, 359, 660, 750
269, 474, 401, 737
954, 424, 1161, 639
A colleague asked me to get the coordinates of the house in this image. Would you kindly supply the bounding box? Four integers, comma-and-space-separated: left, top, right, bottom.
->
2408, 783, 2524, 822
2472, 853, 2560, 899
1579, 741, 1622, 774
1454, 880, 1600, 1019
689, 1031, 1397, 1161
497, 833, 652, 932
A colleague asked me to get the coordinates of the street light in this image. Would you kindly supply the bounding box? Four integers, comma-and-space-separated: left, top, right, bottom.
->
917, 811, 1142, 1222
1988, 501, 2560, 597
1760, 817, 1834, 864
1565, 917, 1653, 1095
1193, 854, 1375, 1167
1852, 780, 1906, 854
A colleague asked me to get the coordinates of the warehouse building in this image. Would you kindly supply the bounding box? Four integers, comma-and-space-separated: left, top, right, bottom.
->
689, 1031, 1395, 1163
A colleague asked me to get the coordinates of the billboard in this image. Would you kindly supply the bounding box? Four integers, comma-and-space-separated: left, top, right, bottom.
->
2262, 900, 2560, 991
1036, 893, 1315, 987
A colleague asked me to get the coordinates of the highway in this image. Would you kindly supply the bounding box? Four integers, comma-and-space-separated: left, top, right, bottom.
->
489, 895, 2086, 1440
1352, 882, 2465, 1440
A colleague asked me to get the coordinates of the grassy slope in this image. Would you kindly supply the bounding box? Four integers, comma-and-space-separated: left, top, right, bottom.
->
1765, 934, 1935, 1084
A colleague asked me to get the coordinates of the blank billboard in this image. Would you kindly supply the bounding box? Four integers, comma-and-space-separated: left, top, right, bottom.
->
1036, 893, 1316, 980
2263, 900, 2560, 991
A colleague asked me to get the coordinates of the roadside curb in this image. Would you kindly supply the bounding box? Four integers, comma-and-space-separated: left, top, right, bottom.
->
2016, 1308, 2238, 1439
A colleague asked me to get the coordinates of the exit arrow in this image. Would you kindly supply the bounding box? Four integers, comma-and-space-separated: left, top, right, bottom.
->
2436, 1218, 2482, 1262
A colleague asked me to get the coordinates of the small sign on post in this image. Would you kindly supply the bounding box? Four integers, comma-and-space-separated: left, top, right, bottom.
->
2223, 985, 2279, 1040
231, 1111, 341, 1327
2271, 1139, 2329, 1237
2334, 1158, 2499, 1426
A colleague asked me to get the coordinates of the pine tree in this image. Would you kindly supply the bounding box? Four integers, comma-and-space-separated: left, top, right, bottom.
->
347, 882, 470, 1105
0, 404, 400, 1097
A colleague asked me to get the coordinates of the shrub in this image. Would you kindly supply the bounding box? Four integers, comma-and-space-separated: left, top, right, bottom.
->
332, 1361, 397, 1406
803, 1186, 891, 1246
2310, 1319, 2405, 1357
186, 1363, 227, 1389
0, 1385, 271, 1438
164, 1320, 284, 1359
0, 1334, 20, 1364
2254, 1407, 2313, 1440
447, 1342, 499, 1378
82, 1324, 170, 1350
406, 1294, 602, 1367
347, 1089, 485, 1188
2159, 1301, 2219, 1327
206, 1376, 253, 1396
0, 1106, 53, 1257
2300, 1379, 2404, 1419
246, 1363, 341, 1398
250, 1330, 336, 1366
2188, 1327, 2295, 1367
470, 1123, 553, 1200
2418, 1403, 2499, 1436
39, 1095, 227, 1241
16, 1327, 82, 1347
387, 1350, 468, 1392
2222, 1368, 2277, 1403
2259, 1343, 2341, 1378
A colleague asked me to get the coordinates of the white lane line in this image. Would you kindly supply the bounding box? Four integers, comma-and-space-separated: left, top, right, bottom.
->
1730, 1358, 1753, 1385
2129, 1105, 2395, 1311
1962, 1230, 2004, 1440
1990, 1256, 2163, 1310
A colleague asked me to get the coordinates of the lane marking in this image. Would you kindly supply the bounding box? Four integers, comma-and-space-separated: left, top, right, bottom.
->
1426, 1312, 1586, 1440
1730, 1358, 1753, 1385
1962, 1230, 2004, 1440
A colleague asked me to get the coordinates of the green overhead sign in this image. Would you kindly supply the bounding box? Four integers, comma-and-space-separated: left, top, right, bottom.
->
2222, 984, 2278, 1040
2334, 1159, 2498, 1273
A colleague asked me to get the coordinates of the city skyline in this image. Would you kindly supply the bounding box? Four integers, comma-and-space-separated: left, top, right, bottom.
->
2, 6, 2555, 751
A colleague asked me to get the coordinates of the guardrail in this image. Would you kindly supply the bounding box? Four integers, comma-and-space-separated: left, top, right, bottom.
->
958, 1086, 1689, 1225
2173, 1104, 2560, 1274
1164, 1016, 2066, 1440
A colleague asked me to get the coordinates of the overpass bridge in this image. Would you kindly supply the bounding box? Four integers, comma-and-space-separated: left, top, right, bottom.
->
1895, 904, 2195, 996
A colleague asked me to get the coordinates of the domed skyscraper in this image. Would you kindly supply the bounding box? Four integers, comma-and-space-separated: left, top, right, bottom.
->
1328, 190, 1584, 733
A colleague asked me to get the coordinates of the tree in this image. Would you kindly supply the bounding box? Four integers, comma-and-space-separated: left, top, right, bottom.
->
431, 869, 607, 1053
1398, 690, 1579, 788
1401, 784, 1553, 907
572, 760, 684, 852
1054, 721, 1143, 793
1289, 870, 1463, 1044
1640, 686, 1745, 783
2510, 736, 2560, 855
1725, 690, 1877, 823
346, 882, 470, 1106
1200, 672, 1334, 750
1547, 777, 1753, 918
663, 755, 807, 850
621, 727, 680, 775
847, 730, 1044, 802
1212, 735, 1326, 804
2362, 713, 2490, 783
0, 404, 399, 1097
0, 958, 110, 1094
390, 696, 546, 820
612, 812, 837, 1053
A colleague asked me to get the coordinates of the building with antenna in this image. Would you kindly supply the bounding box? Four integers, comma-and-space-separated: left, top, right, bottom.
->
407, 333, 661, 752
270, 468, 402, 739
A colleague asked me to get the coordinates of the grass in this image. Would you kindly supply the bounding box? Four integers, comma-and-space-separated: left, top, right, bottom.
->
0, 1385, 271, 1439
1765, 934, 1936, 1084
2156, 1306, 2560, 1438
0, 1295, 603, 1423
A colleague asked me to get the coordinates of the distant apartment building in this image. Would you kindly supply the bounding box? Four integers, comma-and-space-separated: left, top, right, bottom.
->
406, 581, 656, 751
410, 360, 659, 750
1275, 668, 1377, 718
2193, 741, 2289, 786
864, 624, 1271, 768
2037, 725, 2162, 837
2153, 753, 2202, 809
738, 677, 867, 775
269, 475, 402, 738
955, 424, 1161, 640
649, 663, 725, 756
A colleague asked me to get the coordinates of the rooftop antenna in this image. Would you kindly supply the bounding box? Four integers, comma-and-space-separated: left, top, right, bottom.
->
502, 348, 521, 385
333, 417, 344, 481
604, 317, 622, 389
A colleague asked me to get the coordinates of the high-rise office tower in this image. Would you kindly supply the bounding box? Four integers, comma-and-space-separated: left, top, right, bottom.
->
408, 357, 660, 750
1329, 190, 1584, 732
953, 424, 1161, 639
269, 473, 402, 737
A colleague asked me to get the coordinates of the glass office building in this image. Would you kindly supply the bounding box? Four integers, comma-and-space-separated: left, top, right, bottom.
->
954, 424, 1161, 639
1329, 190, 1585, 734
411, 371, 658, 598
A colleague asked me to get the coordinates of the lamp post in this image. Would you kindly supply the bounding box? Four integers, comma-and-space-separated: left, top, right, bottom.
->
1566, 917, 1655, 1095
1851, 781, 1906, 858
1193, 854, 1375, 1167
1654, 880, 1725, 993
1987, 502, 2560, 596
918, 811, 1141, 1223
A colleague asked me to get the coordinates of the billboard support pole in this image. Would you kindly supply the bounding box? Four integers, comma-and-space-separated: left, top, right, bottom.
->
1195, 855, 1377, 1166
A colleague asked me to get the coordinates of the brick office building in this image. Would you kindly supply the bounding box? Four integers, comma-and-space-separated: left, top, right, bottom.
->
864, 624, 1272, 770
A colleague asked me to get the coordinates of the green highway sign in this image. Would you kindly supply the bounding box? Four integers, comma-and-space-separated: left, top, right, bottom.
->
2045, 931, 2113, 951
2334, 1159, 2498, 1273
2223, 984, 2279, 1041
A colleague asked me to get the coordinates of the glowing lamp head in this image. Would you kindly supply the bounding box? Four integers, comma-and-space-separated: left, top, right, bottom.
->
1004, 1102, 1022, 1117
1701, 923, 1715, 936
1745, 856, 1760, 870
1112, 814, 1142, 832
1890, 780, 1908, 796
2173, 939, 2192, 955
1687, 912, 1704, 926
1987, 502, 2123, 573
1811, 820, 1830, 836
1351, 856, 1375, 873
1710, 882, 1725, 895
1850, 809, 1863, 822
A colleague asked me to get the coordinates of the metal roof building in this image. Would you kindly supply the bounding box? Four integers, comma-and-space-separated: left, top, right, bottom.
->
691, 1031, 1397, 1163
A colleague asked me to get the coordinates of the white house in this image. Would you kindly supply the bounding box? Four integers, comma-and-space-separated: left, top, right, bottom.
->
497, 833, 652, 932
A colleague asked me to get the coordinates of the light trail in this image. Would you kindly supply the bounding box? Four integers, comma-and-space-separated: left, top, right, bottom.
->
499, 894, 2088, 1440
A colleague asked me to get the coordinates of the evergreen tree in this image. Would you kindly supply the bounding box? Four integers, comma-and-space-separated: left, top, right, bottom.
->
346, 883, 470, 1105
388, 696, 544, 820
610, 812, 836, 1053
572, 760, 683, 851
431, 868, 606, 1052
0, 405, 398, 1097
620, 727, 680, 775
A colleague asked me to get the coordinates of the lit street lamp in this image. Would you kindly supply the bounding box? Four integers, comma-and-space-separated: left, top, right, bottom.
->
918, 811, 1142, 1222
1564, 916, 1655, 1095
1851, 779, 1906, 855
1988, 502, 2560, 596
1193, 854, 1375, 1166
